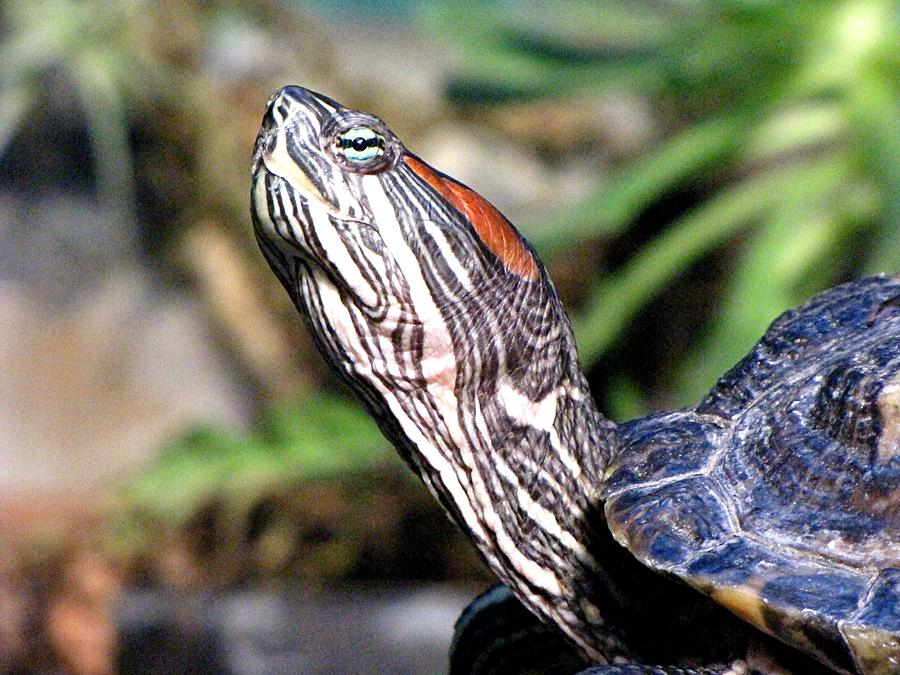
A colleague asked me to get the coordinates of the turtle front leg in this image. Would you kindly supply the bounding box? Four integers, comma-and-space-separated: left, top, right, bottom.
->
450, 585, 633, 675
576, 665, 743, 674
450, 586, 814, 675
576, 644, 800, 675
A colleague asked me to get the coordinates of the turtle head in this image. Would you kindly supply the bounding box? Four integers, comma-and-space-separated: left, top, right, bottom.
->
251, 85, 540, 288
250, 85, 548, 406
250, 86, 618, 662
251, 86, 403, 237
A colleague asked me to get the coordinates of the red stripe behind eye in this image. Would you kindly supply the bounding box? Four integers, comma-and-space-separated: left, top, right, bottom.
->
404, 156, 538, 280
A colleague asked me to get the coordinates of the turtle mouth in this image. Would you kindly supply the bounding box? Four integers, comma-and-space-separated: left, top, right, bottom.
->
252, 88, 347, 218
255, 129, 341, 216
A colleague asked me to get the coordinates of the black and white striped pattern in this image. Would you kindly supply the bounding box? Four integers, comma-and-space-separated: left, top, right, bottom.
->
250, 86, 624, 662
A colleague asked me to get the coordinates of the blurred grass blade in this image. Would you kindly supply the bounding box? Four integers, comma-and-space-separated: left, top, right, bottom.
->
472, 0, 677, 52
69, 49, 136, 231
573, 155, 850, 366
0, 1, 76, 80
675, 202, 846, 405
0, 83, 33, 158
742, 103, 845, 162
527, 114, 748, 255
846, 74, 900, 272
421, 0, 669, 100
125, 395, 388, 525
262, 396, 387, 477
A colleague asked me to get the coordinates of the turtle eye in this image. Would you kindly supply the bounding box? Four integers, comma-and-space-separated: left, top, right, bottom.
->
335, 126, 385, 164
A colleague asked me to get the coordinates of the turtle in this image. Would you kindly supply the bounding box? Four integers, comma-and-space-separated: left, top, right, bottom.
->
249, 86, 900, 674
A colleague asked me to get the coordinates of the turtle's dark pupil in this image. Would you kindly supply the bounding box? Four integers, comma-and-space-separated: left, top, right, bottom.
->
338, 135, 384, 152
334, 128, 386, 165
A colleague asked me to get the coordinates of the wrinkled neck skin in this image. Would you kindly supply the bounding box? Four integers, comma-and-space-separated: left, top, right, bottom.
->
262, 177, 630, 660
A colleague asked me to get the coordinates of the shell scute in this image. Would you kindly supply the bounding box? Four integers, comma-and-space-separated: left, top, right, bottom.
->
605, 477, 735, 571
682, 538, 766, 587
718, 367, 899, 569
811, 355, 893, 457
841, 569, 900, 675
759, 571, 864, 674
603, 412, 725, 494
760, 572, 865, 623
855, 569, 900, 632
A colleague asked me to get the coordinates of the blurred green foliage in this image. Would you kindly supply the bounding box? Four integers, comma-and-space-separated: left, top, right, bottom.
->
0, 0, 175, 227
124, 395, 389, 525
423, 0, 899, 409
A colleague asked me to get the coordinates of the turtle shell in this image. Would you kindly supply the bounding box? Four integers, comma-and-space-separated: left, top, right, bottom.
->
602, 275, 900, 675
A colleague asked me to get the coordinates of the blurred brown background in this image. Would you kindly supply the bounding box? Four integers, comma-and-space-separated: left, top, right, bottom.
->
0, 0, 896, 672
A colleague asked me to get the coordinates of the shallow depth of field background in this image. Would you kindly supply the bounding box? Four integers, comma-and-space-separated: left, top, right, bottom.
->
0, 1, 897, 673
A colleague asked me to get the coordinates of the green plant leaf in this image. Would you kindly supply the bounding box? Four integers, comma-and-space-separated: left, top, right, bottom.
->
123, 395, 389, 525
526, 114, 748, 255
573, 155, 851, 366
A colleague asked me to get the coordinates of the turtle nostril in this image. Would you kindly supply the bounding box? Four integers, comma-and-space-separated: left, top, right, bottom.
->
261, 87, 302, 132
256, 104, 279, 145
